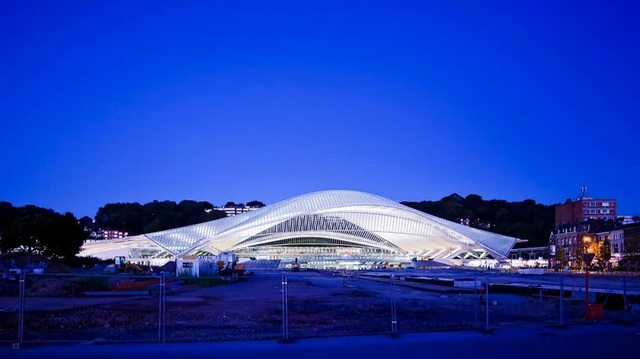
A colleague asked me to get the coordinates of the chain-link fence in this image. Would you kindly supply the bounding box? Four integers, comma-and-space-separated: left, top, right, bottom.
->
22, 273, 161, 343
2, 269, 639, 347
0, 272, 19, 343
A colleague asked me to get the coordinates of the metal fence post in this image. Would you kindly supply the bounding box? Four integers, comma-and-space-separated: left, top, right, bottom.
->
474, 272, 478, 328
17, 271, 26, 347
281, 273, 289, 342
560, 273, 565, 326
390, 274, 397, 335
158, 274, 166, 343
485, 277, 489, 331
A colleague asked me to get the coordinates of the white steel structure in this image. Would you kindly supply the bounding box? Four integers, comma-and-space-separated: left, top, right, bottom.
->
81, 190, 518, 266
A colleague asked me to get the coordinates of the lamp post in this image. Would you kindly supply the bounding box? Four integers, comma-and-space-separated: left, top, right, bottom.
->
582, 235, 596, 320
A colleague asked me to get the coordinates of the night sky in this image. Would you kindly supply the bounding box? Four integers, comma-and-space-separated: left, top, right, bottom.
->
1, 1, 639, 217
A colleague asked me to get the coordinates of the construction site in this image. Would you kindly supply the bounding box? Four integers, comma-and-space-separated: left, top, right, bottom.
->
1, 261, 640, 345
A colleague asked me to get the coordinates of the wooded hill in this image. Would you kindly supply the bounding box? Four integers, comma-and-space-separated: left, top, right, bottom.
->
402, 194, 554, 247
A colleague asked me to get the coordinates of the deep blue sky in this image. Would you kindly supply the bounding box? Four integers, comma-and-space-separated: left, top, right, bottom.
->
1, 1, 639, 217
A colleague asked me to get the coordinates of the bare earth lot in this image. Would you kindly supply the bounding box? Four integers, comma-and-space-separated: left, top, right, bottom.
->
1, 270, 638, 344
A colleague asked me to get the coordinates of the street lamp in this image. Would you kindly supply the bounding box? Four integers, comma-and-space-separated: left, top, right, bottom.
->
582, 235, 597, 320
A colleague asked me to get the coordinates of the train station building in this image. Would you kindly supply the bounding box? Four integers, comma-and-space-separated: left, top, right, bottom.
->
81, 190, 519, 269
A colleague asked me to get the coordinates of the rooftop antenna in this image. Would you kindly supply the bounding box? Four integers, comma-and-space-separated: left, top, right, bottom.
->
580, 185, 587, 199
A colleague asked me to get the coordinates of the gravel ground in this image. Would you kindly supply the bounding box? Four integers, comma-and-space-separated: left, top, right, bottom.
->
1, 270, 637, 344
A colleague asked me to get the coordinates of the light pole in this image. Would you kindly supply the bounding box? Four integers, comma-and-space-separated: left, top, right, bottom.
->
582, 235, 595, 320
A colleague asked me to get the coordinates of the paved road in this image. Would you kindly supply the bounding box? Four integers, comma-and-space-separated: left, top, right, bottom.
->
4, 323, 639, 359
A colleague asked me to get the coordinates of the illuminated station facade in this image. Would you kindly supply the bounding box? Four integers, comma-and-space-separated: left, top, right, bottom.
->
81, 190, 519, 269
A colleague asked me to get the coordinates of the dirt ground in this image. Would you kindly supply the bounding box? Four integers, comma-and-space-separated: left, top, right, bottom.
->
0, 271, 636, 343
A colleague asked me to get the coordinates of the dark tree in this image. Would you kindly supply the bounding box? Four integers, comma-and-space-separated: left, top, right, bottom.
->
45, 212, 86, 259
402, 193, 555, 247
0, 204, 86, 259
596, 239, 611, 267
95, 202, 146, 234
555, 245, 569, 269
207, 209, 227, 221
0, 201, 16, 233
177, 200, 226, 223
142, 200, 179, 233
95, 199, 227, 235
177, 200, 211, 224
246, 200, 266, 208
1, 205, 53, 255
78, 216, 94, 232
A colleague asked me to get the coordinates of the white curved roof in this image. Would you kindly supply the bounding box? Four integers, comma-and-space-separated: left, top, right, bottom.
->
83, 190, 519, 260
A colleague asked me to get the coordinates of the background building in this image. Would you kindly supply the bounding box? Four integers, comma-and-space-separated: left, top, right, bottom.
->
550, 189, 618, 269
621, 223, 640, 271
213, 206, 260, 217
555, 197, 617, 227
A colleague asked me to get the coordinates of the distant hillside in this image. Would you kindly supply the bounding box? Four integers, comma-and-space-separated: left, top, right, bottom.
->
402, 194, 554, 247
94, 200, 228, 235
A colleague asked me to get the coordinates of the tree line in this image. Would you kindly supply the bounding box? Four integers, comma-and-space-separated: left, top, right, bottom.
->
91, 199, 265, 235
0, 199, 265, 261
1, 194, 555, 261
92, 200, 227, 235
401, 193, 555, 247
0, 202, 85, 260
